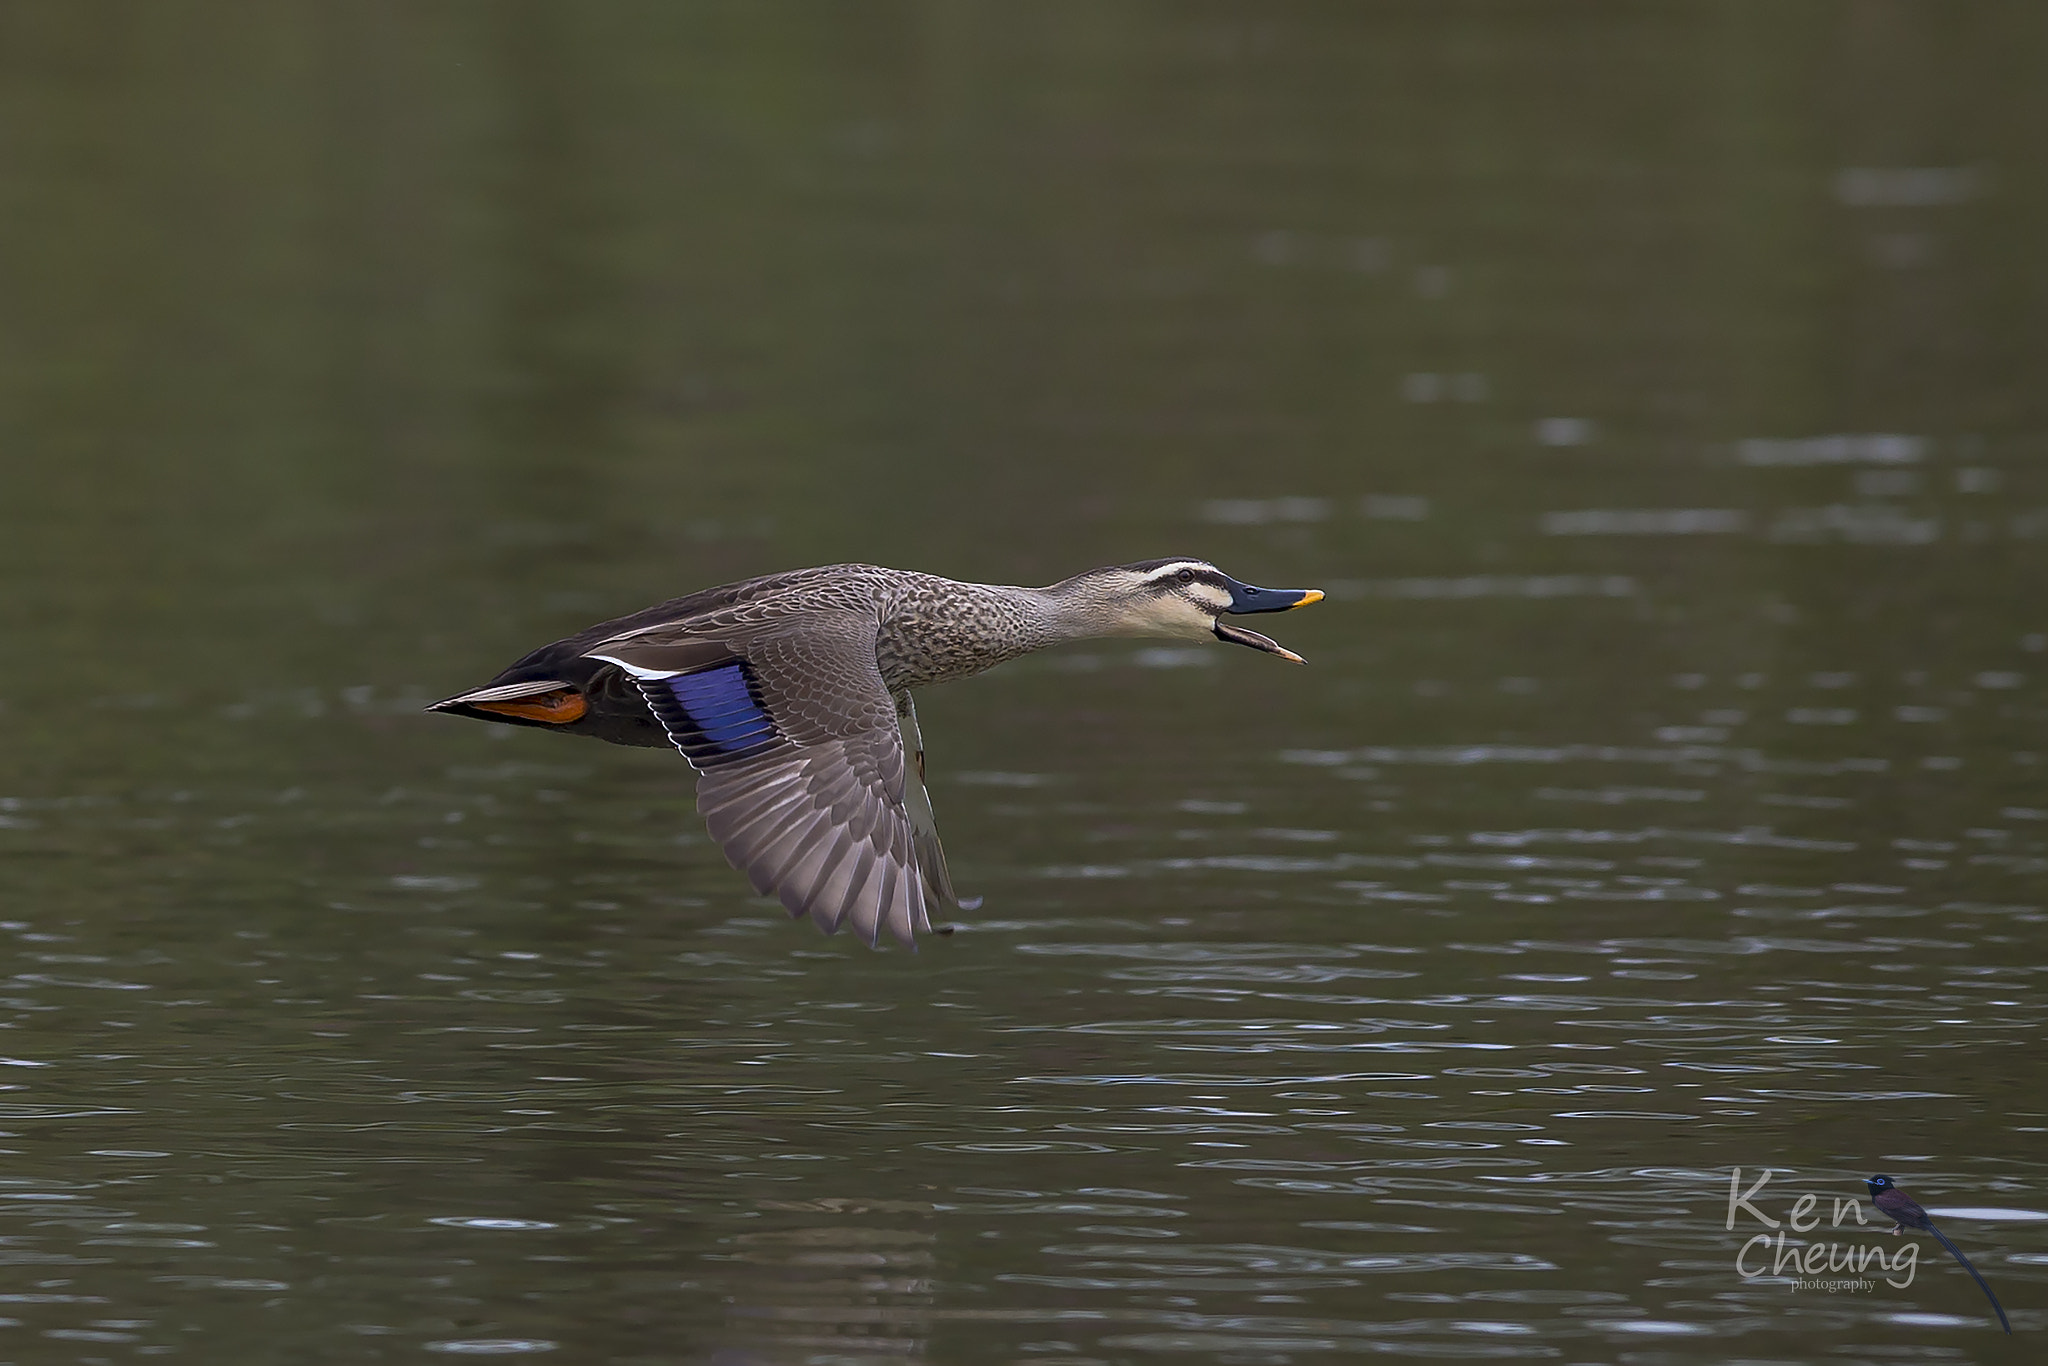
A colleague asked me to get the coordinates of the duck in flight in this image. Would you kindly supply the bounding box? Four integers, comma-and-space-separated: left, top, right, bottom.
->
430, 559, 1322, 948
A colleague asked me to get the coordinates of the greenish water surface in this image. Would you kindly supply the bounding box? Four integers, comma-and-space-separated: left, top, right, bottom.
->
1, 4, 2044, 1361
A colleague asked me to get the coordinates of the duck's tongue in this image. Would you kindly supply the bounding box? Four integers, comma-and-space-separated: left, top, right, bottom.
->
1213, 620, 1305, 664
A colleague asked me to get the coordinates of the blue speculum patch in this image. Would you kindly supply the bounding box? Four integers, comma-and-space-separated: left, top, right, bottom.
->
658, 663, 776, 757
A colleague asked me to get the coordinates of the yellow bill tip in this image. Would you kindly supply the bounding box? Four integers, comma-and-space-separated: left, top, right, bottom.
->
1290, 589, 1324, 609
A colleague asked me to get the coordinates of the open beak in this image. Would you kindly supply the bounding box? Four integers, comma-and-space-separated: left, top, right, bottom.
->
1213, 578, 1323, 663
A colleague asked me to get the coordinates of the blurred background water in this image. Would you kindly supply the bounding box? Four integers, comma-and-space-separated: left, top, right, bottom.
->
2, 3, 2045, 1361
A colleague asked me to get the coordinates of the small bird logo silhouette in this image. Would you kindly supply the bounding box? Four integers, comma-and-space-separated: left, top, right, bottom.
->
1866, 1174, 2011, 1334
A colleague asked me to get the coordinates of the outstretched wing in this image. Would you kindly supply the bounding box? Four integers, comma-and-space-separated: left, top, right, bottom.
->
586, 611, 963, 947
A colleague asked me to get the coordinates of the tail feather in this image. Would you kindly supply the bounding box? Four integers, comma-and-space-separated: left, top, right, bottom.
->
429, 679, 588, 726
1928, 1223, 2011, 1335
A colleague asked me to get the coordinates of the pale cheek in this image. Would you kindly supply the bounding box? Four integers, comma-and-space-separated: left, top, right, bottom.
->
1149, 600, 1214, 640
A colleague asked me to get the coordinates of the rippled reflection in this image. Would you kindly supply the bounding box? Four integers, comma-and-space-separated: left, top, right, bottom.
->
4, 2, 2046, 1362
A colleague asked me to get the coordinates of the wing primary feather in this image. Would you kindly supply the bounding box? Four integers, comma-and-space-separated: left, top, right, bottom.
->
881, 819, 918, 946
700, 778, 813, 848
778, 829, 857, 922
704, 802, 812, 875
727, 803, 828, 897
890, 845, 925, 948
856, 856, 898, 948
807, 837, 869, 933
702, 764, 808, 819
825, 846, 880, 937
745, 807, 832, 896
906, 861, 933, 942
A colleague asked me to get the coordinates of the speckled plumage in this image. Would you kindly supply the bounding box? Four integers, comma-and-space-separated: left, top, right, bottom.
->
430, 560, 1320, 948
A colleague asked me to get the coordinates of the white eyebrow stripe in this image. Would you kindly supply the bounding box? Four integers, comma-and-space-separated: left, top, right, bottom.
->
1141, 561, 1214, 583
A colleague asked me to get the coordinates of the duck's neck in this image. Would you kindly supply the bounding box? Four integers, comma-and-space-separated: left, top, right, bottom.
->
1018, 573, 1133, 645
880, 572, 1192, 692
1007, 571, 1207, 648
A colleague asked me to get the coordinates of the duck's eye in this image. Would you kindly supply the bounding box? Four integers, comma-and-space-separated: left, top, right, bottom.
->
1177, 568, 1195, 583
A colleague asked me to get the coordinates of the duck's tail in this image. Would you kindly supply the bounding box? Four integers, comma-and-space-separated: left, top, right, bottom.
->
428, 679, 588, 727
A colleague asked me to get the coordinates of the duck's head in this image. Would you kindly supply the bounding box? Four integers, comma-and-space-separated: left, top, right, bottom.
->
1064, 558, 1324, 662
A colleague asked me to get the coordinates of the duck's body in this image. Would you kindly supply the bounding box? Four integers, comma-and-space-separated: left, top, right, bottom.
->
431, 559, 1320, 948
